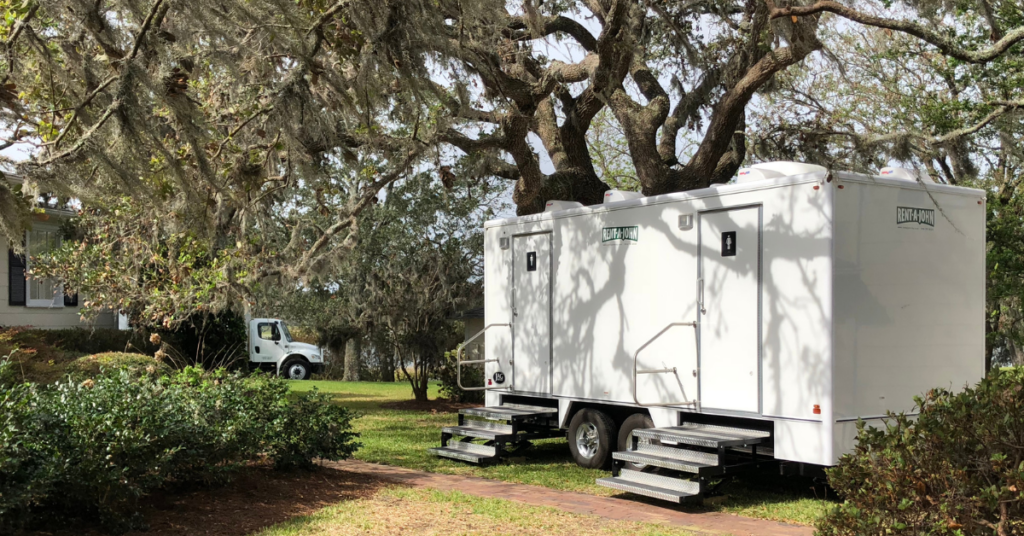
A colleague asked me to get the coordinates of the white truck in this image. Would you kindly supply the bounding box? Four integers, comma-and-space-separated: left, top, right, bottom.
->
247, 318, 324, 379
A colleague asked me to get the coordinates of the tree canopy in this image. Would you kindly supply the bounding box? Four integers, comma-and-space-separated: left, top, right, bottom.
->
0, 0, 1021, 326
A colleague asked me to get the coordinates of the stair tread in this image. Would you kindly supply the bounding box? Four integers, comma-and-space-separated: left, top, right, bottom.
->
617, 468, 701, 494
613, 451, 715, 473
428, 446, 493, 464
443, 441, 496, 455
635, 423, 770, 448
460, 405, 557, 420
634, 442, 720, 465
442, 426, 514, 440
596, 477, 698, 503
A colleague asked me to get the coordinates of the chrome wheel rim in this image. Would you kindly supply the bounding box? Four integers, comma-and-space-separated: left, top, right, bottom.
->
287, 363, 307, 379
575, 422, 600, 459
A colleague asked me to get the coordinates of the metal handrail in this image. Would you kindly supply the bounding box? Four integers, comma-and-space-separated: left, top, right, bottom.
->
632, 321, 700, 408
457, 323, 513, 391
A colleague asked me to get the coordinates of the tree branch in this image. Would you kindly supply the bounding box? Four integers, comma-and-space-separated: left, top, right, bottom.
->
46, 76, 117, 149
307, 0, 353, 36
290, 145, 422, 279
3, 3, 38, 82
127, 0, 166, 62
508, 15, 598, 51
767, 0, 1024, 63
440, 128, 508, 153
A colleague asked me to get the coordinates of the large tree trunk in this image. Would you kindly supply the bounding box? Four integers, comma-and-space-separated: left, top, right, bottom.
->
343, 336, 361, 381
412, 351, 429, 402
411, 358, 428, 405
399, 348, 429, 401
327, 341, 345, 379
380, 348, 396, 382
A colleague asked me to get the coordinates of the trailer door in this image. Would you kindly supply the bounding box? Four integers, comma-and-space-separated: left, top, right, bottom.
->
512, 233, 551, 394
699, 206, 761, 413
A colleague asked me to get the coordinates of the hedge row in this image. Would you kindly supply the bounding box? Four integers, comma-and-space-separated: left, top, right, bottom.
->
0, 361, 360, 533
819, 367, 1024, 535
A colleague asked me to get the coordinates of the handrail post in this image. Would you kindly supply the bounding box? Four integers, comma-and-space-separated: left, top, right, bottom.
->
632, 321, 700, 408
457, 323, 513, 391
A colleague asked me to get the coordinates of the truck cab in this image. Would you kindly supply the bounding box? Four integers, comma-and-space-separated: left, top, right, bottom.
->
248, 318, 324, 380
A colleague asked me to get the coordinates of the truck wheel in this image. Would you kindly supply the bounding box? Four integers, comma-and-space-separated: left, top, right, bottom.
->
617, 413, 657, 471
281, 358, 311, 380
567, 409, 616, 469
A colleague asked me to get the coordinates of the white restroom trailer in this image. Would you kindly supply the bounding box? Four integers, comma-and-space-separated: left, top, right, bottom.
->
433, 162, 986, 501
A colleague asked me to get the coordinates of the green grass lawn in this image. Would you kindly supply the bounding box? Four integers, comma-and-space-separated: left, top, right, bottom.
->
255, 487, 701, 536
289, 380, 832, 526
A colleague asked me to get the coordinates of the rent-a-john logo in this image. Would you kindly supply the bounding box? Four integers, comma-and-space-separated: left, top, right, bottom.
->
602, 226, 639, 244
897, 206, 935, 228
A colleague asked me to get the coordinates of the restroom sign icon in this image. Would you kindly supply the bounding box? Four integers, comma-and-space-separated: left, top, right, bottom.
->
721, 231, 737, 257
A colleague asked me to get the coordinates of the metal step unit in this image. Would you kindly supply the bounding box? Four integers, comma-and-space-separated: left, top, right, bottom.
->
428, 402, 563, 465
596, 422, 773, 503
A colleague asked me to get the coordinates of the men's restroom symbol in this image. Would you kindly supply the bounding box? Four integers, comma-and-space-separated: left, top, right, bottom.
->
721, 231, 737, 257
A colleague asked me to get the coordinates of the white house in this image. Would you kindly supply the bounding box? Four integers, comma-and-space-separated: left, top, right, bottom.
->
1, 176, 115, 329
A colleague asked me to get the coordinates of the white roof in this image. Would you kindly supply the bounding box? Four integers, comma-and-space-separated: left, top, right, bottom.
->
485, 170, 985, 228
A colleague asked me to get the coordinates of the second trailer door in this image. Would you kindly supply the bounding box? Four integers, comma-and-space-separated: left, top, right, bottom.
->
699, 206, 762, 413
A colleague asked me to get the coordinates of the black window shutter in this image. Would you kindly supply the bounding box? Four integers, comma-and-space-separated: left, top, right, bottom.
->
8, 249, 26, 306
64, 292, 78, 307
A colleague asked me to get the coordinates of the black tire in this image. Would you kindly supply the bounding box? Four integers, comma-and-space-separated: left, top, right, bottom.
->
281, 358, 311, 380
567, 408, 617, 469
617, 413, 658, 471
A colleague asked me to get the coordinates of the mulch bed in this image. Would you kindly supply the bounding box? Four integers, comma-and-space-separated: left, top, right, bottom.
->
24, 464, 390, 536
379, 398, 479, 413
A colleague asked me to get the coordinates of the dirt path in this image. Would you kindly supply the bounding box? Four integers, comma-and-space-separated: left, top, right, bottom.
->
326, 460, 815, 536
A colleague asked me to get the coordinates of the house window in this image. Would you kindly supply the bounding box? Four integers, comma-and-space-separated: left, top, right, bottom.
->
7, 248, 26, 306
25, 228, 64, 308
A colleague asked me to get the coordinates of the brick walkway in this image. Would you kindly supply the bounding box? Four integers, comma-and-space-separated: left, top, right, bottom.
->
326, 460, 813, 536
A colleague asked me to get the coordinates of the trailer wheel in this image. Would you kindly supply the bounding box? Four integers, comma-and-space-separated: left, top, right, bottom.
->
567, 409, 616, 469
281, 358, 311, 380
617, 413, 657, 471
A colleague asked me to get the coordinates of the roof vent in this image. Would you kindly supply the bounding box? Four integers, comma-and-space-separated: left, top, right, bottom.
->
879, 167, 934, 184
603, 190, 644, 204
737, 161, 827, 183
544, 200, 584, 213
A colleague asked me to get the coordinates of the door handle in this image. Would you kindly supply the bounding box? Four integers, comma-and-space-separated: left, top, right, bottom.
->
698, 277, 706, 314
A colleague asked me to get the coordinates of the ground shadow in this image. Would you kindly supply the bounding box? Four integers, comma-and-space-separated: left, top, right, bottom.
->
21, 465, 392, 536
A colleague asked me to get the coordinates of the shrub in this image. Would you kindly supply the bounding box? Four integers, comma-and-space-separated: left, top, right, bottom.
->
438, 350, 484, 403
269, 389, 360, 469
817, 367, 1024, 536
0, 361, 57, 530
0, 362, 360, 533
65, 352, 171, 378
32, 328, 137, 355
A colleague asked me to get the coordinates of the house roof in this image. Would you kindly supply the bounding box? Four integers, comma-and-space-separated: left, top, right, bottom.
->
449, 306, 484, 320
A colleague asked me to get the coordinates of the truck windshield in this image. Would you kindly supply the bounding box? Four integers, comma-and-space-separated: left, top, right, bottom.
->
279, 321, 295, 343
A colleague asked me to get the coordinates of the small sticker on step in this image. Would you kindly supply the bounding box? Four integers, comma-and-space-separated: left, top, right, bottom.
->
722, 231, 737, 257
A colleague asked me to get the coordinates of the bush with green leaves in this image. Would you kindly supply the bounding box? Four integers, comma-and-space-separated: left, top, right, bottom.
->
438, 350, 484, 404
0, 360, 359, 533
818, 367, 1024, 536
